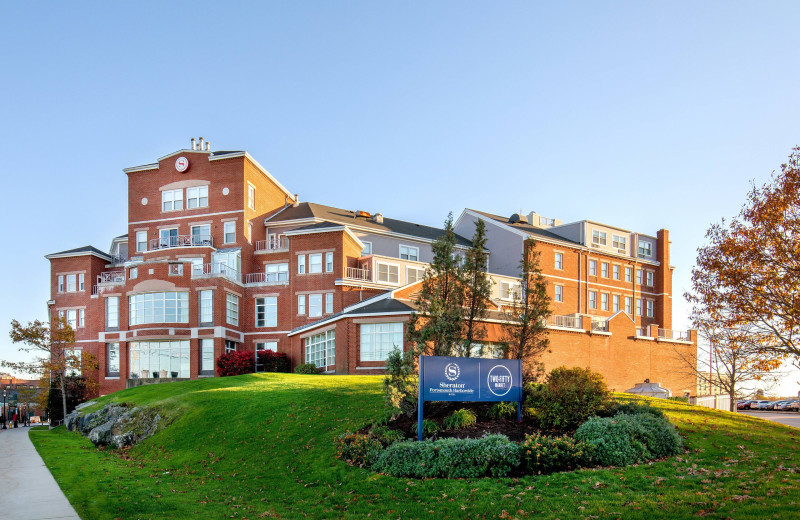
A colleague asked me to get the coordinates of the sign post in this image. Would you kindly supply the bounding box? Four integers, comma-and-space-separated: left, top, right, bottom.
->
417, 356, 523, 441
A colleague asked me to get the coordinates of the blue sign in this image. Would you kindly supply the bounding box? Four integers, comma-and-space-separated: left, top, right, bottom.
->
417, 356, 523, 440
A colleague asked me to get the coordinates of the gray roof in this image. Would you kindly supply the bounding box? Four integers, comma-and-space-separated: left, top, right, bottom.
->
468, 208, 581, 245
268, 202, 472, 247
46, 246, 110, 259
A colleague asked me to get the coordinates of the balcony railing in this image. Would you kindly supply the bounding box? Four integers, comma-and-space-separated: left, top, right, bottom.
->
148, 235, 213, 250
658, 329, 690, 341
590, 319, 609, 332
192, 263, 241, 283
344, 267, 371, 282
98, 271, 125, 284
110, 254, 128, 264
547, 315, 582, 329
635, 327, 648, 337
244, 272, 290, 285
255, 236, 289, 252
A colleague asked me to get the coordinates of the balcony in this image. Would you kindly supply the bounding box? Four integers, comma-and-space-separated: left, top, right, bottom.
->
244, 272, 290, 285
192, 263, 241, 283
98, 270, 125, 284
658, 328, 691, 341
547, 315, 582, 330
590, 319, 609, 332
148, 235, 214, 251
255, 236, 289, 253
344, 267, 371, 282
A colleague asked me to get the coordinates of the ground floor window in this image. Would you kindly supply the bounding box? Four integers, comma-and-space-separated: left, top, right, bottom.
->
255, 341, 278, 351
225, 340, 238, 353
107, 343, 120, 377
130, 341, 190, 379
200, 338, 215, 374
305, 330, 335, 370
360, 322, 403, 361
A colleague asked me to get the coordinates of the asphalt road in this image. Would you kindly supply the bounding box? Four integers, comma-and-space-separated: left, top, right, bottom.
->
739, 410, 800, 429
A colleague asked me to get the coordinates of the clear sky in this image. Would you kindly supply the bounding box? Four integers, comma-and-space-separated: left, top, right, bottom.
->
1, 1, 798, 395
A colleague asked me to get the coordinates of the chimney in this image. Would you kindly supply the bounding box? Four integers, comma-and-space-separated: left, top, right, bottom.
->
191, 138, 197, 150
373, 213, 384, 224
205, 140, 210, 151
199, 137, 205, 150
293, 194, 299, 207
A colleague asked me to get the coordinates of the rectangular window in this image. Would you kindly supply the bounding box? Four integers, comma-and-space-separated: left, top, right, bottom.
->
636, 298, 642, 316
554, 252, 563, 270
601, 263, 609, 278
130, 267, 138, 279
613, 295, 620, 312
298, 255, 305, 274
297, 294, 305, 315
255, 341, 277, 352
309, 253, 322, 273
636, 269, 642, 285
66, 274, 76, 292
191, 224, 211, 246
225, 340, 237, 354
78, 309, 85, 328
186, 186, 208, 209
129, 340, 190, 379
377, 263, 399, 284
223, 221, 236, 244
169, 263, 183, 276
309, 294, 322, 318
501, 282, 521, 300
360, 323, 403, 362
612, 265, 620, 280
226, 293, 239, 326
589, 291, 597, 309
325, 293, 333, 314
625, 267, 632, 282
58, 275, 64, 293
199, 290, 213, 324
106, 343, 120, 376
601, 293, 609, 311
592, 230, 607, 245
247, 183, 255, 210
255, 297, 278, 327
554, 285, 563, 302
625, 296, 632, 314
361, 241, 372, 256
638, 241, 652, 257
646, 300, 654, 317
265, 263, 289, 283
612, 235, 627, 250
129, 292, 190, 325
407, 267, 425, 284
136, 231, 147, 252
162, 189, 183, 211
106, 296, 119, 329
159, 228, 178, 248
79, 273, 84, 291
646, 271, 654, 286
325, 252, 333, 272
201, 338, 214, 373
305, 330, 335, 369
399, 245, 419, 261
66, 309, 77, 329
589, 260, 597, 276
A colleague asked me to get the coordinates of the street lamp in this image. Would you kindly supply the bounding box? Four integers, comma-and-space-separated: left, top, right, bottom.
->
2, 388, 6, 430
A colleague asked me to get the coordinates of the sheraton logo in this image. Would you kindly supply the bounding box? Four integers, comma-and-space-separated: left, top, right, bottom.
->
444, 362, 460, 381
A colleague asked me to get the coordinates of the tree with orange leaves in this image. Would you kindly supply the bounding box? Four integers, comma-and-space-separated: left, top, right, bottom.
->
685, 147, 800, 398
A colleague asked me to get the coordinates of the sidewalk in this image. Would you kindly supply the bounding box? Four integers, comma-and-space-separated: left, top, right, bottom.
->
0, 427, 81, 520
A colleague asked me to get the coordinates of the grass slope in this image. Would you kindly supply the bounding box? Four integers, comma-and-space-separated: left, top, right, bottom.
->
31, 374, 800, 519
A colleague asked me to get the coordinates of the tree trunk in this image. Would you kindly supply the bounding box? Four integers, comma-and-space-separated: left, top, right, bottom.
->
729, 389, 736, 412
60, 372, 67, 423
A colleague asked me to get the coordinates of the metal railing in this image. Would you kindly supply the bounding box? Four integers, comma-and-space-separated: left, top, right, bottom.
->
98, 271, 125, 284
344, 267, 371, 282
244, 272, 290, 285
110, 254, 128, 264
547, 315, 583, 329
148, 235, 213, 250
658, 329, 691, 341
254, 236, 289, 252
192, 263, 241, 283
591, 319, 609, 332
539, 216, 555, 227
635, 327, 648, 337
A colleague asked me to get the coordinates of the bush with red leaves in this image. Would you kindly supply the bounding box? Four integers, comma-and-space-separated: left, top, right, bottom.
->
216, 350, 292, 376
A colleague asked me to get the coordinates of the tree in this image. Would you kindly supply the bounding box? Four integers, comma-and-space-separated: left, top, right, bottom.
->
501, 239, 552, 378
6, 317, 97, 422
407, 212, 464, 356
457, 218, 492, 357
687, 147, 800, 371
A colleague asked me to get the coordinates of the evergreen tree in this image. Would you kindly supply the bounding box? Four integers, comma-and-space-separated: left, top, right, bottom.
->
457, 218, 492, 357
501, 239, 551, 378
407, 213, 464, 356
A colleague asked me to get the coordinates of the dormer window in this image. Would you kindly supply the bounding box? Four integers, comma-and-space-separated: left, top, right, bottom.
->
638, 241, 652, 257
592, 230, 607, 246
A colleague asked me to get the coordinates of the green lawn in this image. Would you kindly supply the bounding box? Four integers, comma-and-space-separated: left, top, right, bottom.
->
30, 373, 800, 519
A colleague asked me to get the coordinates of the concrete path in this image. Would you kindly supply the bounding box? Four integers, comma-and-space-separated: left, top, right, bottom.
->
740, 410, 800, 429
0, 427, 81, 520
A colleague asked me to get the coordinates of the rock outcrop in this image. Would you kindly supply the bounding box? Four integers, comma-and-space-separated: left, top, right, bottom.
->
64, 403, 162, 448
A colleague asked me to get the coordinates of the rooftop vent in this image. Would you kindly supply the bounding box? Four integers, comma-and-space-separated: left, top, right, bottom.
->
508, 213, 529, 225
372, 213, 384, 224
191, 137, 211, 151
356, 210, 371, 218
293, 194, 300, 207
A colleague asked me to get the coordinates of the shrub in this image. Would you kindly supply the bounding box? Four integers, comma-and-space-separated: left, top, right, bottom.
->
410, 419, 440, 436
257, 350, 291, 373
382, 348, 418, 418
443, 409, 477, 430
369, 425, 406, 446
620, 412, 683, 458
217, 351, 257, 377
574, 416, 648, 467
519, 433, 593, 474
373, 435, 520, 478
525, 366, 610, 431
334, 432, 383, 467
603, 400, 665, 419
487, 401, 518, 420
294, 363, 319, 374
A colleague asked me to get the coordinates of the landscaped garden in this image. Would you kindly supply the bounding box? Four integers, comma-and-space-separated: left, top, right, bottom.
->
31, 372, 800, 519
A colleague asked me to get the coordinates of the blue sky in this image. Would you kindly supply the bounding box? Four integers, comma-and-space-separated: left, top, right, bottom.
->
1, 2, 798, 395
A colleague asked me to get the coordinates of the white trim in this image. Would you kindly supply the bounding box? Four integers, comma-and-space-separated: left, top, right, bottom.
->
123, 163, 160, 173
288, 311, 413, 337
398, 244, 420, 262
283, 225, 365, 249
375, 261, 401, 285
356, 366, 387, 370
45, 251, 111, 261
129, 209, 244, 226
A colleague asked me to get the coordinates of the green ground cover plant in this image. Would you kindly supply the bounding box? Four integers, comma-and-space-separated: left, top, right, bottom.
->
442, 408, 477, 429
30, 373, 800, 519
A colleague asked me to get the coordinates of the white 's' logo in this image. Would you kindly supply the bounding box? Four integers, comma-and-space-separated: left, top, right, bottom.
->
444, 363, 460, 381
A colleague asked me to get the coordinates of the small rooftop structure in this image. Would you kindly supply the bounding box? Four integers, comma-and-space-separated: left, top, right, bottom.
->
625, 380, 672, 399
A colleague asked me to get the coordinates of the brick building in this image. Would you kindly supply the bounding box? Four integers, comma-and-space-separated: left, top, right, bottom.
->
46, 139, 697, 396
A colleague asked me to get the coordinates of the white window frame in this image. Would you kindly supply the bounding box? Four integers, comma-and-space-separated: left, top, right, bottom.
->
360, 322, 403, 362
612, 265, 620, 280
159, 227, 179, 248
625, 267, 632, 282
600, 293, 609, 311
78, 308, 85, 328
589, 291, 597, 309
376, 262, 399, 284
589, 260, 597, 276
58, 275, 64, 293
554, 285, 563, 303
646, 271, 654, 286
255, 341, 278, 352
325, 252, 334, 273
361, 241, 372, 256
223, 221, 236, 244
130, 267, 138, 279
625, 296, 633, 314
646, 300, 654, 317
79, 273, 84, 291
265, 263, 289, 283
129, 292, 190, 325
638, 241, 652, 257
298, 255, 306, 274
399, 245, 419, 261
190, 224, 211, 246
226, 293, 239, 326
136, 231, 148, 252
305, 330, 335, 370
554, 252, 563, 270
247, 183, 256, 210
199, 290, 213, 324
309, 253, 322, 274
592, 230, 607, 245
200, 338, 215, 373
612, 234, 627, 250
308, 293, 323, 318
162, 189, 183, 212
66, 274, 76, 292
406, 266, 425, 284
186, 186, 208, 209
106, 296, 119, 329
613, 294, 620, 312
325, 292, 333, 314
636, 269, 643, 285
66, 309, 77, 329
297, 294, 306, 315
106, 343, 120, 377
501, 281, 521, 301
636, 298, 642, 316
600, 262, 609, 278
255, 296, 277, 327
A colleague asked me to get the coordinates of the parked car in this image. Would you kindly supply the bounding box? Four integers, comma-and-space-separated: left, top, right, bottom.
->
737, 400, 756, 410
770, 400, 791, 410
753, 400, 773, 410
790, 401, 800, 411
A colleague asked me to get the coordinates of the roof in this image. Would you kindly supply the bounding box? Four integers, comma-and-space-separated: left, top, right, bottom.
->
268, 202, 472, 247
45, 246, 111, 260
467, 208, 581, 245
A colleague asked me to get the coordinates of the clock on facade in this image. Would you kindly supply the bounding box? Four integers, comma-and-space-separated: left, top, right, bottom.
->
175, 156, 190, 173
